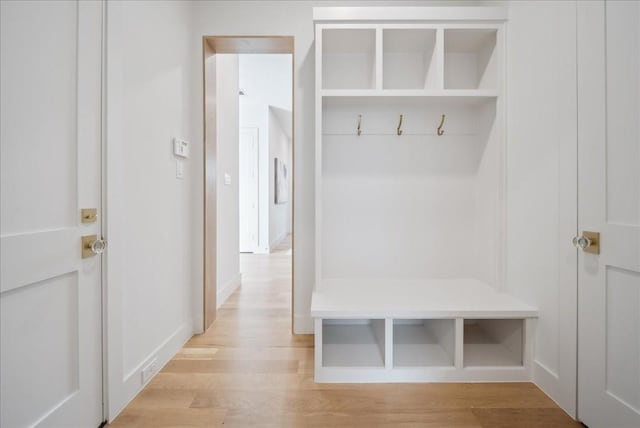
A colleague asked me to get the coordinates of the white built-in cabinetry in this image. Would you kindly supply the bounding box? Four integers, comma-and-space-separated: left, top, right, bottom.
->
312, 7, 538, 383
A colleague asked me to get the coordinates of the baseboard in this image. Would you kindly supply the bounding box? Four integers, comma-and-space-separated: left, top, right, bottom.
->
217, 272, 242, 309
191, 314, 204, 335
533, 359, 559, 397
109, 319, 193, 421
293, 313, 314, 334
269, 232, 289, 253
533, 360, 576, 418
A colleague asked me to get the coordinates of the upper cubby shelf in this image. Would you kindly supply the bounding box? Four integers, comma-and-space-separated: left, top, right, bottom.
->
322, 28, 376, 90
320, 26, 500, 93
444, 29, 497, 90
383, 29, 437, 90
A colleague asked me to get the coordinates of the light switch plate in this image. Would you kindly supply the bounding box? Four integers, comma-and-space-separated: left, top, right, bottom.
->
173, 138, 189, 158
224, 173, 231, 185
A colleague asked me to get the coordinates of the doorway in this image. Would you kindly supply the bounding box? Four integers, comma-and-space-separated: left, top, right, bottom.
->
202, 37, 294, 331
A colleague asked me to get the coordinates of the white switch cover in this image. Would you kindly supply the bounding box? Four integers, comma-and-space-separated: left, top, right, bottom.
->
176, 159, 184, 179
173, 138, 189, 158
224, 173, 231, 185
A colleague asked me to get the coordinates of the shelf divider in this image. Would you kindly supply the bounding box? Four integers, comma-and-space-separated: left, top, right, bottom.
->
375, 27, 383, 90
436, 28, 445, 90
385, 318, 393, 370
455, 318, 464, 369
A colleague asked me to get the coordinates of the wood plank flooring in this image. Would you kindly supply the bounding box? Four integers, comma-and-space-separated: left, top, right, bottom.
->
110, 236, 582, 427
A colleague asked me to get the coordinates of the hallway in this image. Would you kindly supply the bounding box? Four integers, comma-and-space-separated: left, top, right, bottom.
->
110, 235, 579, 427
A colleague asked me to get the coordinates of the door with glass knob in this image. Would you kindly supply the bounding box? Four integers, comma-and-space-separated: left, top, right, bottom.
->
577, 2, 640, 427
0, 1, 104, 426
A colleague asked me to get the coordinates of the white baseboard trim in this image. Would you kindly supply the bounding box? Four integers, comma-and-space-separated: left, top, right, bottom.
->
533, 360, 575, 418
293, 313, 314, 334
533, 359, 559, 398
192, 316, 204, 335
217, 273, 242, 309
269, 232, 289, 253
109, 319, 193, 421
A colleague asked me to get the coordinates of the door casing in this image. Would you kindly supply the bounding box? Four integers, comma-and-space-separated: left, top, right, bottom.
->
202, 36, 295, 331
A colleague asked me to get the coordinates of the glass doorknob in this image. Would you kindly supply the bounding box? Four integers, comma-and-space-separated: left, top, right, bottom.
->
572, 235, 592, 250
572, 231, 600, 254
82, 235, 107, 258
91, 239, 107, 254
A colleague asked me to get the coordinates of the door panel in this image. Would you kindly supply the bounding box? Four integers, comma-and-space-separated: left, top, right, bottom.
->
0, 1, 78, 235
1, 273, 80, 427
605, 267, 640, 414
577, 1, 640, 427
605, 1, 640, 226
239, 128, 259, 253
0, 1, 103, 427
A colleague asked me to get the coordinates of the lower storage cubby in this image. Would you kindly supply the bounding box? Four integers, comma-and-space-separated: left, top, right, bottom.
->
463, 319, 524, 367
312, 283, 536, 381
393, 319, 455, 367
322, 319, 385, 368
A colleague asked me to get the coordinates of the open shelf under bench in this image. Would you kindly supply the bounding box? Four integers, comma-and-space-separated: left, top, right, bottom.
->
311, 279, 537, 382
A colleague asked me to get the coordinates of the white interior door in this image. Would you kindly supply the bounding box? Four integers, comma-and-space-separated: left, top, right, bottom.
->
577, 1, 640, 427
239, 127, 259, 253
0, 1, 104, 427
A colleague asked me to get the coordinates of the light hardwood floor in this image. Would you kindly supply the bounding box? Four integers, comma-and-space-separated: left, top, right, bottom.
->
110, 235, 582, 427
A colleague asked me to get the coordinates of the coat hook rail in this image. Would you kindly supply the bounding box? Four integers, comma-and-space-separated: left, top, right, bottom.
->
437, 114, 446, 136
397, 114, 403, 136
357, 114, 362, 136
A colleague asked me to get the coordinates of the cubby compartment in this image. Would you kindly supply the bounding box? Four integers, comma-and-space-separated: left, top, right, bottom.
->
444, 29, 497, 90
322, 28, 376, 90
393, 319, 455, 367
464, 319, 523, 367
383, 29, 437, 89
322, 319, 385, 367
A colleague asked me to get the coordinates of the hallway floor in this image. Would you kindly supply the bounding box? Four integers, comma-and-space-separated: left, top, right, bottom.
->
110, 236, 581, 427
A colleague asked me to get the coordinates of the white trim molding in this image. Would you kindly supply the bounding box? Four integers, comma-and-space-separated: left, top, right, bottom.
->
217, 273, 242, 309
313, 7, 507, 23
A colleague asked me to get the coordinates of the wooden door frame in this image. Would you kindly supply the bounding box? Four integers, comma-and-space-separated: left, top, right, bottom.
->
202, 36, 295, 331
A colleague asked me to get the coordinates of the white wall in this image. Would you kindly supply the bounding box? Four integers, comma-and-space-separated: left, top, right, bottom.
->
472, 102, 502, 288
269, 106, 293, 247
240, 54, 292, 112
215, 55, 241, 304
321, 102, 486, 280
105, 0, 198, 419
506, 0, 577, 417
239, 54, 292, 252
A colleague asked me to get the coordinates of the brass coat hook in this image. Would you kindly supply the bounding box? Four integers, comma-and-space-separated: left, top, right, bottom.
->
357, 114, 362, 136
437, 114, 446, 136
397, 114, 403, 136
